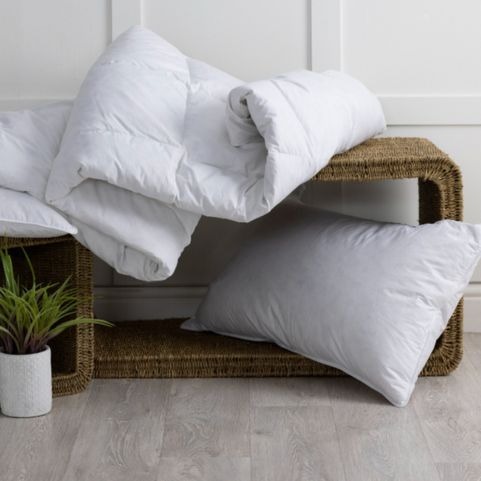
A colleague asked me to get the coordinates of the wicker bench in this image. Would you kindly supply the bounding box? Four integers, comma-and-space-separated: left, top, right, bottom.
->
0, 137, 463, 395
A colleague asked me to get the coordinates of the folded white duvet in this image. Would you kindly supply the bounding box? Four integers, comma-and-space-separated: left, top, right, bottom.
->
1, 27, 385, 280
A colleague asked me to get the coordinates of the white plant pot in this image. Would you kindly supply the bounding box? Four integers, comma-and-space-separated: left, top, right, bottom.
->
0, 346, 52, 417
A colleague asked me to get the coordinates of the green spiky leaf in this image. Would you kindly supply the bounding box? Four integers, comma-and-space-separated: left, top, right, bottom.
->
0, 249, 113, 354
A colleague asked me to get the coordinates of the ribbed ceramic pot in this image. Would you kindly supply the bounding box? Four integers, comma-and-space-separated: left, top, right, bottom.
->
0, 346, 52, 417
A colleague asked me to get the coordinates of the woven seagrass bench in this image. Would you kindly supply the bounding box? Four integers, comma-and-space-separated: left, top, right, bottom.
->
0, 137, 463, 395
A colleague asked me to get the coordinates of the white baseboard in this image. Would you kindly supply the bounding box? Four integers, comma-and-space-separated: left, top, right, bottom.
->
465, 283, 481, 333
94, 283, 481, 332
94, 286, 206, 321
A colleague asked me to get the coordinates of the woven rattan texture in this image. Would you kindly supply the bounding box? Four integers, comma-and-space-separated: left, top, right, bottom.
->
95, 137, 464, 379
0, 138, 464, 385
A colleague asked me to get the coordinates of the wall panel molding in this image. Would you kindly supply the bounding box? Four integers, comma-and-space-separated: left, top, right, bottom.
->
380, 95, 481, 126
94, 286, 206, 321
111, 0, 143, 40
465, 284, 481, 333
310, 0, 343, 71
310, 0, 481, 126
94, 285, 481, 332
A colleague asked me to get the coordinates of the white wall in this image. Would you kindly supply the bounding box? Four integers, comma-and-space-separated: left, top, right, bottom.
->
1, 0, 480, 328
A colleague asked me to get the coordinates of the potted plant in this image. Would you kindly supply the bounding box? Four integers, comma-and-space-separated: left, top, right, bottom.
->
0, 249, 111, 417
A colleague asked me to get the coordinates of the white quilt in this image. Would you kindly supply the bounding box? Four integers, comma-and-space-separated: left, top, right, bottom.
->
1, 27, 385, 280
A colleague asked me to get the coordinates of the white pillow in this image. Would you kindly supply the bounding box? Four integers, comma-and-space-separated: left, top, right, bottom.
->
0, 101, 71, 200
183, 201, 481, 407
0, 188, 76, 238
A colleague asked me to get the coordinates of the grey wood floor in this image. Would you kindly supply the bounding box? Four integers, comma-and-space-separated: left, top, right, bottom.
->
2, 334, 481, 481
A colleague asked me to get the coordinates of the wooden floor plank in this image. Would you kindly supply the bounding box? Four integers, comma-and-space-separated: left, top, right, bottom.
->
62, 379, 171, 481
1, 334, 481, 480
160, 378, 250, 458
329, 377, 441, 481
436, 463, 481, 481
156, 457, 251, 481
250, 406, 345, 481
250, 377, 331, 407
0, 387, 91, 481
413, 353, 481, 464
